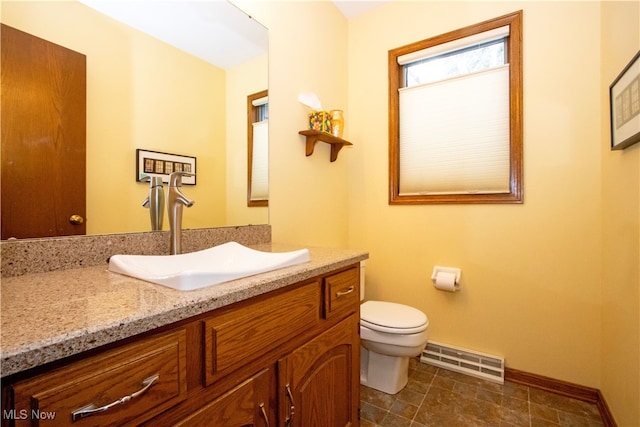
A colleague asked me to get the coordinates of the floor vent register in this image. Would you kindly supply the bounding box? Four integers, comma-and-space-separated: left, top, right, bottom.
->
421, 341, 505, 384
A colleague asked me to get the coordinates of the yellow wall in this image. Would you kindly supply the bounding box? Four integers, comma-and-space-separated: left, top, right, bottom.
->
2, 1, 227, 234
348, 0, 604, 386
236, 0, 350, 248
601, 2, 640, 425
226, 53, 269, 225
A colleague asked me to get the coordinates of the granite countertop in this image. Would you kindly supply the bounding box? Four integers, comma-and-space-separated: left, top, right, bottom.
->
0, 243, 368, 378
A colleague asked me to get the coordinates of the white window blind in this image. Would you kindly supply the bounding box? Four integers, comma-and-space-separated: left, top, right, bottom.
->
398, 65, 510, 195
397, 26, 509, 65
252, 96, 269, 121
251, 96, 269, 106
251, 120, 269, 200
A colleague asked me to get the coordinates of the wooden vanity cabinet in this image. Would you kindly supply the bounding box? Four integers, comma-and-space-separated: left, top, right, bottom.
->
3, 264, 361, 427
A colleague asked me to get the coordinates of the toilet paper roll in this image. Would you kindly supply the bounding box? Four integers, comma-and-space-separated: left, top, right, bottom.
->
433, 271, 458, 292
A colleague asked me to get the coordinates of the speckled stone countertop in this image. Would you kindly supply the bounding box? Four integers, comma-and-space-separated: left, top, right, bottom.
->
0, 243, 368, 378
1, 225, 272, 277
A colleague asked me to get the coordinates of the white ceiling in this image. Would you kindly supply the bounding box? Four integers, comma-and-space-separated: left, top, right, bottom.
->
79, 1, 385, 70
79, 0, 268, 70
333, 0, 389, 18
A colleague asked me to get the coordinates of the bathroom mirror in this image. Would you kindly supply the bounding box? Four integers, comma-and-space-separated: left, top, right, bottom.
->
0, 0, 269, 239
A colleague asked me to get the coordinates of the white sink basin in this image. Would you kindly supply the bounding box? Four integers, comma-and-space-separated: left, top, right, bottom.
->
108, 242, 310, 291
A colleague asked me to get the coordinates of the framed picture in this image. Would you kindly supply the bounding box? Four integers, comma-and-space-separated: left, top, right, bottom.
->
610, 50, 640, 150
136, 149, 196, 185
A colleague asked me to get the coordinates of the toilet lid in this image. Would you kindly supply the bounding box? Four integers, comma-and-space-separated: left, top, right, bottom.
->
361, 301, 428, 334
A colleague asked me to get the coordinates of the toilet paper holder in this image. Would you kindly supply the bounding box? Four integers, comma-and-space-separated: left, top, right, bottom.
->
431, 266, 461, 284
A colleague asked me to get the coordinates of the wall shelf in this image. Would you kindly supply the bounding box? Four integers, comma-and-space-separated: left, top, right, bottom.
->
299, 130, 353, 162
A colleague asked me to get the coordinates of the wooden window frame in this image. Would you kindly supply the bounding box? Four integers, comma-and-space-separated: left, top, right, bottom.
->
388, 11, 523, 205
247, 89, 268, 207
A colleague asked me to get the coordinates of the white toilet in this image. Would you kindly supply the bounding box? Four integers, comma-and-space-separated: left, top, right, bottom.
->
359, 263, 430, 395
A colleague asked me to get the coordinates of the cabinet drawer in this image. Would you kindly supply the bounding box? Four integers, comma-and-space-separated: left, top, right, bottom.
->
204, 282, 320, 385
324, 267, 359, 319
11, 329, 187, 427
174, 368, 271, 427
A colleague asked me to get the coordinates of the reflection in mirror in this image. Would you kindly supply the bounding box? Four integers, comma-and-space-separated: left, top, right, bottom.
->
248, 90, 269, 207
1, 22, 88, 240
0, 0, 268, 240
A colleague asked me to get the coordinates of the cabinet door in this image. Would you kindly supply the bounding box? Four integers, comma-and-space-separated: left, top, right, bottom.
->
173, 368, 272, 427
278, 316, 359, 427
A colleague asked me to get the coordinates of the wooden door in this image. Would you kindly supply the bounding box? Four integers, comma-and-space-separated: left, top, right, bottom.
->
278, 317, 359, 427
1, 24, 86, 239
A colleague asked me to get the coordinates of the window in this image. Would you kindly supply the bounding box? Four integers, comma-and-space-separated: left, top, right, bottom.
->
389, 11, 523, 204
248, 90, 268, 207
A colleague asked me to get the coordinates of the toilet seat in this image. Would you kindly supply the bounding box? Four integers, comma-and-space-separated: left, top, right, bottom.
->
361, 301, 428, 334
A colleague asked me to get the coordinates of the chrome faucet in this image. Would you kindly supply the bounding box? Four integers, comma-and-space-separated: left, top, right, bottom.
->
141, 176, 165, 231
168, 171, 195, 255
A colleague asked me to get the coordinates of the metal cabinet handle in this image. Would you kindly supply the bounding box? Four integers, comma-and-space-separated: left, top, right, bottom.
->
71, 374, 159, 421
259, 402, 270, 427
284, 383, 295, 426
335, 286, 355, 297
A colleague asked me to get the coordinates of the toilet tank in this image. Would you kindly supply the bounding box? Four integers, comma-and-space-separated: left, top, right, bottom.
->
360, 261, 366, 301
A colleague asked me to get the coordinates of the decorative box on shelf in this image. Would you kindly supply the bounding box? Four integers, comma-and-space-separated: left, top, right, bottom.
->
308, 111, 332, 133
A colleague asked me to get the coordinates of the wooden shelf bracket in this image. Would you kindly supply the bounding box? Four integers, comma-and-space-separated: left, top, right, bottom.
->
299, 130, 353, 162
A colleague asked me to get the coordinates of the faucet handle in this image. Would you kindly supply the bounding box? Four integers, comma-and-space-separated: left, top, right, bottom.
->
169, 171, 195, 187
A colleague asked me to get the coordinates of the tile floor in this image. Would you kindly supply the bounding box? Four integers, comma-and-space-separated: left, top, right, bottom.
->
360, 358, 605, 427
